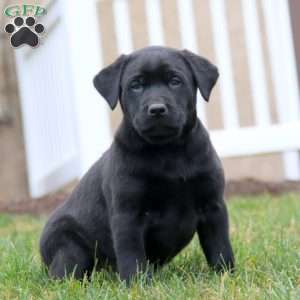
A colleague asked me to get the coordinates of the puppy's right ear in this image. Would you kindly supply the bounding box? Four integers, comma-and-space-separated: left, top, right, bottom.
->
93, 55, 127, 110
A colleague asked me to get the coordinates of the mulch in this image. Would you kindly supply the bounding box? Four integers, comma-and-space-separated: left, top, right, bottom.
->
0, 178, 299, 215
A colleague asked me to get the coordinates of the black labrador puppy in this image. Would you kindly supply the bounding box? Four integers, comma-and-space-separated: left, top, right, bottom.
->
40, 46, 234, 283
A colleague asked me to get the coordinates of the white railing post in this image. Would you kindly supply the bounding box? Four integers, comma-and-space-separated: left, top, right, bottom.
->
209, 0, 239, 129
241, 0, 271, 126
177, 0, 207, 126
113, 0, 134, 54
145, 0, 165, 45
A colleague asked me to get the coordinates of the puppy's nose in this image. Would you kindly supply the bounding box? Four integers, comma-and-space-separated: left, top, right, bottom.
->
147, 103, 168, 117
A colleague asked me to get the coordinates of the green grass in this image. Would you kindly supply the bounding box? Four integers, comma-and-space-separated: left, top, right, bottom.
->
0, 194, 299, 300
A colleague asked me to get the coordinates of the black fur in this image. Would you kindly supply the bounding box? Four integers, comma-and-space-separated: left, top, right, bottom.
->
40, 46, 234, 283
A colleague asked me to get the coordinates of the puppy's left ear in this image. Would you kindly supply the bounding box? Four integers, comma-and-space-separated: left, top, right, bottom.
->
181, 49, 219, 102
93, 54, 128, 110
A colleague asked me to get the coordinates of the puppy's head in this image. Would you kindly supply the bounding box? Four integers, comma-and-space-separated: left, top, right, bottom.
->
94, 46, 218, 144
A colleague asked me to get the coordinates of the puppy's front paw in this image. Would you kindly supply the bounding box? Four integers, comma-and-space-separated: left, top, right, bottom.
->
213, 255, 235, 274
119, 268, 153, 286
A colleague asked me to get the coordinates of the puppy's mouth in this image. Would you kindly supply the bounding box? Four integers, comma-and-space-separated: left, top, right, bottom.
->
139, 125, 181, 144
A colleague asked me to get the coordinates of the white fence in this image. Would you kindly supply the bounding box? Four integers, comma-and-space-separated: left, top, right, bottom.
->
209, 0, 300, 180
15, 0, 111, 197
15, 0, 300, 198
110, 0, 300, 178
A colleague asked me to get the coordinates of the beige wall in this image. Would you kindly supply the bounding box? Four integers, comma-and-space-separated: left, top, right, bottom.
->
96, 0, 286, 181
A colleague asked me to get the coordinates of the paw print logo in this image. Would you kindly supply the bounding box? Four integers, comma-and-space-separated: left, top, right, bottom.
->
4, 16, 44, 48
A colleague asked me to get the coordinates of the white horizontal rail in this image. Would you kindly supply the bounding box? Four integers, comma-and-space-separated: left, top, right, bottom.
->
211, 121, 300, 158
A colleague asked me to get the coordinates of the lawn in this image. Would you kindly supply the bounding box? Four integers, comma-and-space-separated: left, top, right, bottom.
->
0, 194, 299, 300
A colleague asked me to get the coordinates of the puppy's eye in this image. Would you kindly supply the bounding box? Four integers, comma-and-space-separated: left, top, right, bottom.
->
130, 78, 145, 92
169, 76, 182, 87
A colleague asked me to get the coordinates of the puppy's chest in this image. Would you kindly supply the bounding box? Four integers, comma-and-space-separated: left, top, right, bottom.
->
142, 193, 199, 255
145, 154, 201, 181
143, 204, 198, 232
141, 180, 199, 229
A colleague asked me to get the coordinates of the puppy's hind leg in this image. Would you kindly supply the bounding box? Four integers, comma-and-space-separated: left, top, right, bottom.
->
49, 240, 94, 280
40, 216, 95, 280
